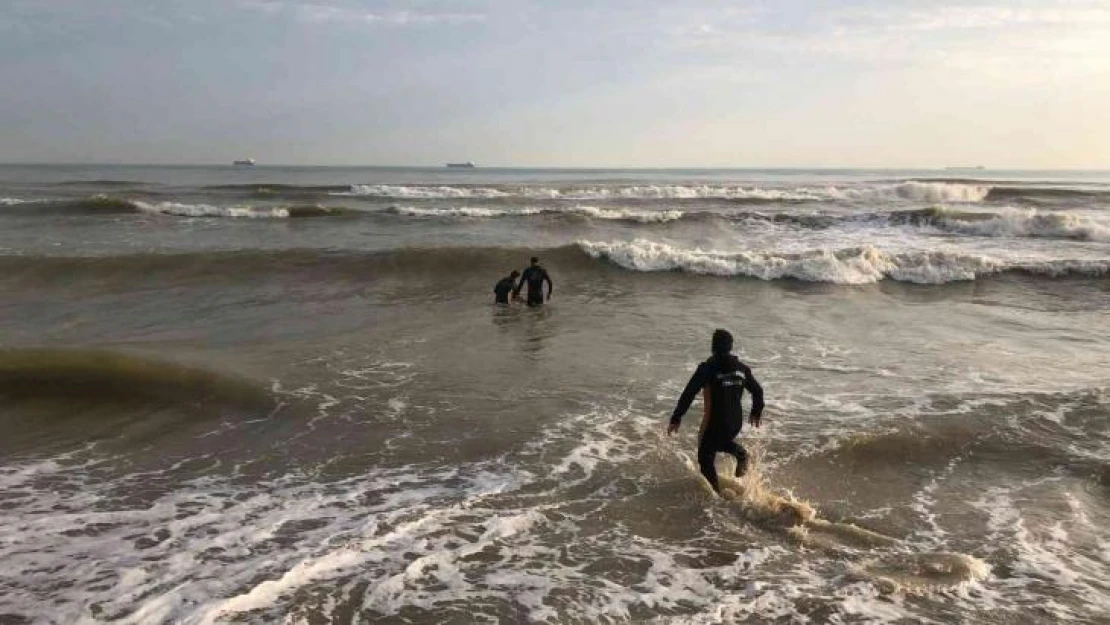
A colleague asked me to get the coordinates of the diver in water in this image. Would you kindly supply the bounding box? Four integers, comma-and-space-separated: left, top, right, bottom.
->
667, 329, 764, 494
514, 256, 553, 307
493, 270, 520, 304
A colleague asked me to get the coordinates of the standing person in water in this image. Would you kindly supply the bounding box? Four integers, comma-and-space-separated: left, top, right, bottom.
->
493, 270, 520, 305
667, 329, 764, 494
515, 256, 553, 307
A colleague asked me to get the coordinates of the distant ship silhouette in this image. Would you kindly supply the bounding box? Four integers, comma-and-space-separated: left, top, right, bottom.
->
446, 161, 475, 168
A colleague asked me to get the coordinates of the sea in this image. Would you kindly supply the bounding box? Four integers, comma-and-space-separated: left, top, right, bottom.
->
0, 164, 1107, 624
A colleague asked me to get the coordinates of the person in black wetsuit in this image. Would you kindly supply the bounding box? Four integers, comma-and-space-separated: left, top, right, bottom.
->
494, 270, 520, 304
514, 257, 553, 307
667, 329, 764, 494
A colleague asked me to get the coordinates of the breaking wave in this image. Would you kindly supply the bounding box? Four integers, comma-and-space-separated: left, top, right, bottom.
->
986, 186, 1110, 203
340, 185, 512, 199
133, 200, 343, 219
383, 203, 1110, 237
577, 239, 1110, 285
891, 207, 1110, 242
387, 204, 684, 223
14, 180, 1110, 213
5, 243, 1109, 287
337, 183, 820, 202
566, 205, 685, 222
5, 194, 1108, 239
834, 180, 1110, 205
827, 182, 991, 203
0, 195, 344, 218
543, 185, 821, 201
335, 182, 995, 203
386, 205, 541, 218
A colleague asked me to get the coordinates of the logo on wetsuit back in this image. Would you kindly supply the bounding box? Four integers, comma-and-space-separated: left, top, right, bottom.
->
716, 371, 745, 388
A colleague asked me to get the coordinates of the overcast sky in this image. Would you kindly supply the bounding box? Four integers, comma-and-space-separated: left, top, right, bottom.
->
1, 0, 1108, 167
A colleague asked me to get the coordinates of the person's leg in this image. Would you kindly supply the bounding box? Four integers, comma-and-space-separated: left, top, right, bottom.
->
697, 436, 721, 493
722, 440, 748, 477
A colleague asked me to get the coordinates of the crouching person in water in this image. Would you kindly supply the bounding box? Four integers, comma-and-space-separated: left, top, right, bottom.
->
667, 329, 764, 494
494, 270, 521, 304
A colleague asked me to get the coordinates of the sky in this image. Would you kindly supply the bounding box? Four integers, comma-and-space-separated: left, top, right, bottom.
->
1, 0, 1108, 168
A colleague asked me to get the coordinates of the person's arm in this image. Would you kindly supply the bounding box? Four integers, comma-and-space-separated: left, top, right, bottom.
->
667, 363, 709, 434
544, 270, 554, 301
698, 384, 711, 439
742, 364, 764, 427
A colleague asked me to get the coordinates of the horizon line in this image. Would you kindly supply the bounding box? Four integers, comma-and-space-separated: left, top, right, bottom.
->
2, 162, 1109, 173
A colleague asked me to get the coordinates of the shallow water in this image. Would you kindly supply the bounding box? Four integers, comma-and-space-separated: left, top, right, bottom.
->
1, 165, 1108, 623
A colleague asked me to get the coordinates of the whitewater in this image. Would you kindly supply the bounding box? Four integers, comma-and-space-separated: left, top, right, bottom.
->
1, 165, 1108, 624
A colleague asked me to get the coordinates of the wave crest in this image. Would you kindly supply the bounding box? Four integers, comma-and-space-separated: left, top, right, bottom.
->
338, 184, 815, 201
831, 182, 990, 203
0, 348, 272, 410
386, 204, 683, 223
341, 185, 511, 199
928, 207, 1110, 241
334, 182, 992, 203
553, 185, 820, 201
577, 239, 1110, 284
1, 195, 342, 218
4, 244, 1107, 287
568, 205, 685, 222
134, 201, 340, 219
387, 205, 540, 218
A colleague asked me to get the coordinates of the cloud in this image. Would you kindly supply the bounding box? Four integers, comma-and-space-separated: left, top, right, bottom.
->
2, 0, 1107, 167
237, 1, 485, 27
643, 2, 1110, 75
860, 5, 1110, 31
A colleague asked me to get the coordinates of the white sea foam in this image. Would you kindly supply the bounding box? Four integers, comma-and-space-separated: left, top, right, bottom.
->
387, 205, 540, 218
541, 403, 643, 487
338, 184, 821, 201
972, 483, 1110, 619
830, 181, 991, 203
909, 456, 962, 547
0, 349, 1092, 624
2, 401, 778, 622
577, 238, 1110, 284
0, 392, 1044, 624
932, 207, 1110, 241
134, 200, 293, 218
1, 197, 31, 206
388, 204, 683, 222
566, 205, 684, 223
341, 184, 511, 199
553, 185, 822, 201
334, 182, 993, 203
537, 183, 986, 203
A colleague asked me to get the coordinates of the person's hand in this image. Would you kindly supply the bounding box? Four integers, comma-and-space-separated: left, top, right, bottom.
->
666, 421, 679, 435
749, 414, 762, 428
